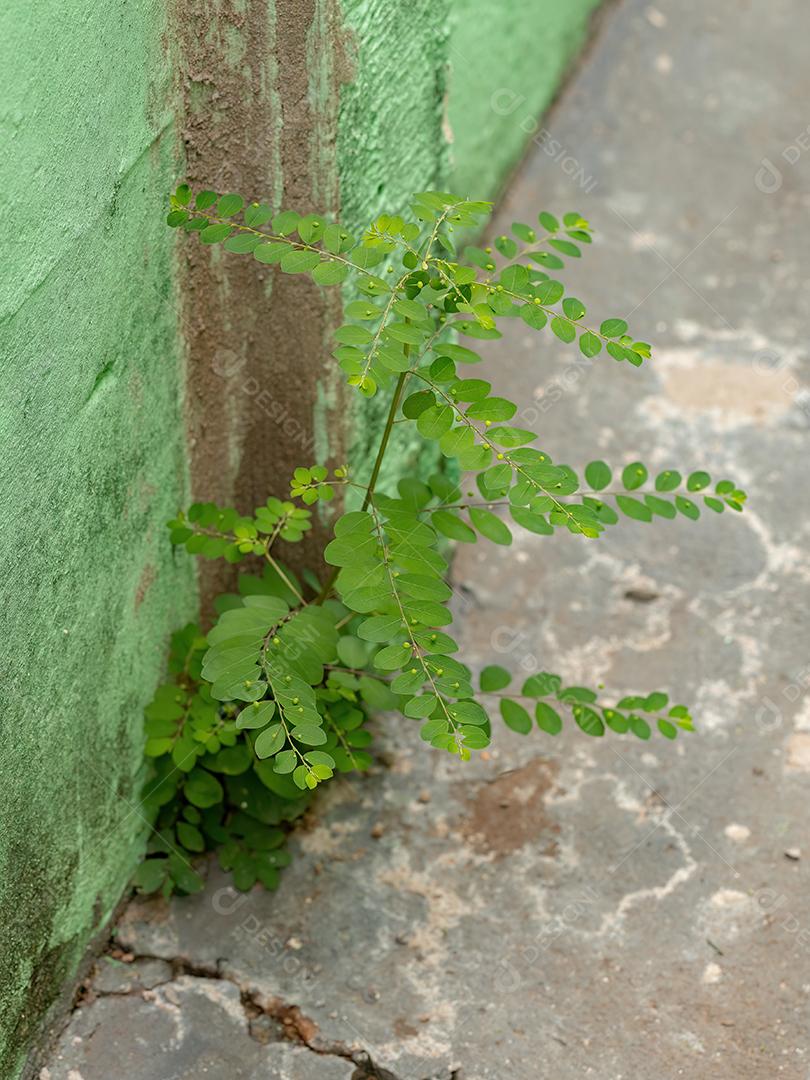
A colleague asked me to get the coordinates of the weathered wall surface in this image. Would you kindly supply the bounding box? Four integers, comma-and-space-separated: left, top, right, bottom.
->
338, 0, 453, 506
448, 0, 604, 200
174, 0, 355, 605
0, 3, 195, 1077
1, 1, 602, 1074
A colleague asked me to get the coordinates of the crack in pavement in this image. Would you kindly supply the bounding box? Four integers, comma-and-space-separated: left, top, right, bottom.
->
65, 947, 449, 1080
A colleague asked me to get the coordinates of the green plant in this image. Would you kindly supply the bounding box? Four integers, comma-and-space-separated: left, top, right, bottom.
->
135, 186, 747, 896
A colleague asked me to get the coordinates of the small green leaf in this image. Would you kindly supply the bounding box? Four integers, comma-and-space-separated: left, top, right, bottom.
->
643, 691, 669, 712
549, 238, 580, 258
573, 705, 604, 737
358, 614, 402, 642
480, 665, 511, 692
687, 470, 711, 492
253, 241, 289, 264
273, 750, 297, 774
630, 715, 651, 740
534, 280, 564, 305
449, 701, 489, 726
644, 494, 676, 519
184, 769, 224, 808
675, 495, 700, 520
417, 405, 454, 440
405, 695, 439, 718
622, 462, 648, 490
200, 223, 232, 245
244, 202, 273, 227
236, 701, 276, 730
500, 699, 532, 734
177, 822, 205, 852
312, 260, 349, 285
520, 305, 548, 330
291, 725, 327, 746
579, 331, 602, 358
550, 317, 576, 343
133, 859, 167, 892
432, 511, 477, 543
616, 495, 652, 522
603, 709, 629, 734
600, 318, 628, 338
535, 702, 562, 735
254, 723, 286, 758
469, 507, 512, 545
223, 234, 261, 254
585, 461, 612, 491
280, 250, 321, 274
655, 470, 682, 492
272, 210, 300, 235
217, 194, 244, 217
522, 672, 562, 697
657, 719, 677, 740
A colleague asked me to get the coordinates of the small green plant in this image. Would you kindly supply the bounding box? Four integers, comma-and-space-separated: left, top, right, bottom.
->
135, 186, 747, 896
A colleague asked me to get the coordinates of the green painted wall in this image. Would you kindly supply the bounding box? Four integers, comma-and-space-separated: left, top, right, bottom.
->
448, 0, 603, 200
338, 0, 603, 498
0, 3, 194, 1076
338, 0, 453, 504
1, 0, 601, 1073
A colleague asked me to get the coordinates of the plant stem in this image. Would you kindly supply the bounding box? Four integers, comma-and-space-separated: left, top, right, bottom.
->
314, 362, 410, 605
360, 369, 409, 513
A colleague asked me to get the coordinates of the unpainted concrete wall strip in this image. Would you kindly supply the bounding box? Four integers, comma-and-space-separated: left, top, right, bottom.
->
172, 0, 353, 609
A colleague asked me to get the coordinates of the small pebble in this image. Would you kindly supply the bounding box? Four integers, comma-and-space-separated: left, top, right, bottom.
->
370, 823, 385, 839
418, 789, 431, 804
702, 962, 723, 985
724, 823, 751, 843
785, 847, 801, 861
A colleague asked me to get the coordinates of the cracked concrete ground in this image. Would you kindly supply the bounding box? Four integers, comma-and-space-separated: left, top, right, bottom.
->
40, 0, 810, 1076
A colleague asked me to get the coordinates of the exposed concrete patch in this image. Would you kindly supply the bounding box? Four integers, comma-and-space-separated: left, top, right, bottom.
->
456, 756, 560, 859
784, 732, 810, 772
699, 889, 761, 948
659, 353, 797, 421
171, 0, 354, 612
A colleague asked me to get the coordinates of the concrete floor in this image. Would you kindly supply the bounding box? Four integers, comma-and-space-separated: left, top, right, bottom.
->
41, 0, 810, 1077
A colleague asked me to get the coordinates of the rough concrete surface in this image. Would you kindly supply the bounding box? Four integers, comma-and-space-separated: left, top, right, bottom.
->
40, 0, 810, 1077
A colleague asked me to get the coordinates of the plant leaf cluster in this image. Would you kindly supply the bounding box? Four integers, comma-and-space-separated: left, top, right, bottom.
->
135, 186, 747, 895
